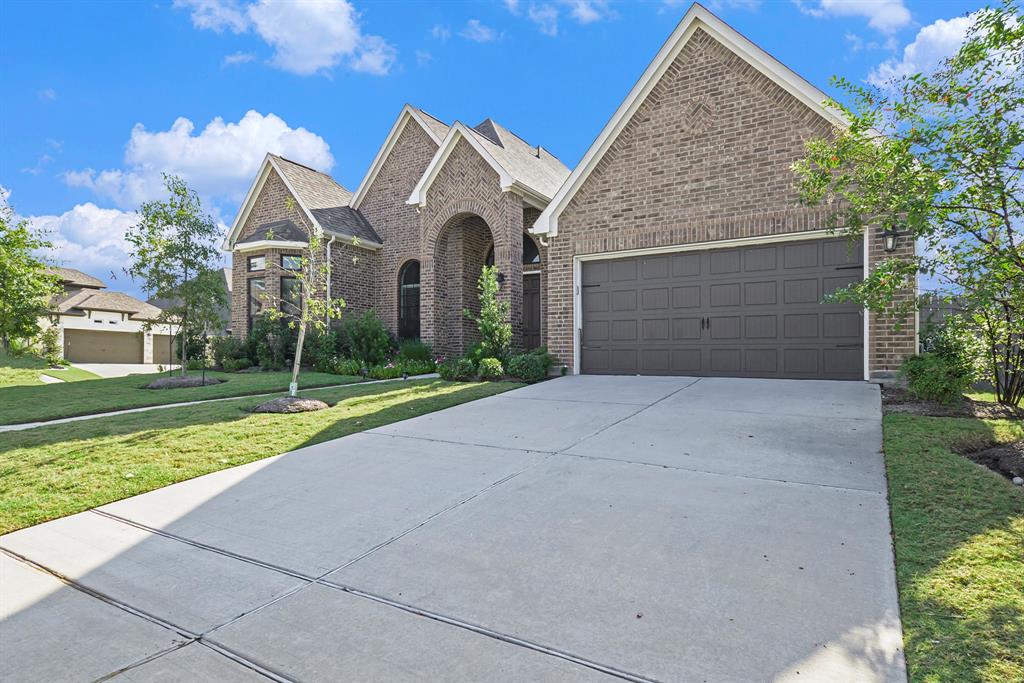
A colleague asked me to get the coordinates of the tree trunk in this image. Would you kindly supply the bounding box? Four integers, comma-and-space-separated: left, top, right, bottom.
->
179, 319, 188, 377
289, 298, 308, 398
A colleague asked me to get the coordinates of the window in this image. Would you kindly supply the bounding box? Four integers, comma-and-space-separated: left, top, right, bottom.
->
523, 235, 541, 265
485, 246, 495, 267
282, 254, 302, 271
247, 255, 266, 272
398, 261, 420, 340
280, 276, 302, 314
247, 277, 265, 330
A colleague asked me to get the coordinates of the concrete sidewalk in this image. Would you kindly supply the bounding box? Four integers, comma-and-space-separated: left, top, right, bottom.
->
1, 376, 906, 682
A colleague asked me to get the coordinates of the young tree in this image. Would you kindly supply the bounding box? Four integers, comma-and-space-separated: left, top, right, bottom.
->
261, 227, 346, 397
792, 1, 1024, 405
465, 265, 512, 361
125, 175, 225, 376
0, 201, 59, 351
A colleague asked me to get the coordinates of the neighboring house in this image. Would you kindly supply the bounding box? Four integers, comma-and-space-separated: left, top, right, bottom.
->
223, 4, 916, 381
147, 267, 234, 337
44, 267, 177, 364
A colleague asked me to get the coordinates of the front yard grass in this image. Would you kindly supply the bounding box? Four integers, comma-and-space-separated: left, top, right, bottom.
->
0, 368, 360, 425
0, 349, 99, 388
0, 379, 520, 535
884, 413, 1024, 683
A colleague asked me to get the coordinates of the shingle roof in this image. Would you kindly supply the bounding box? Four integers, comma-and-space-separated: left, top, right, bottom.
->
268, 155, 382, 244
146, 268, 232, 333
47, 266, 106, 289
416, 107, 450, 142
270, 155, 353, 209
57, 290, 164, 321
466, 119, 571, 200
237, 219, 308, 245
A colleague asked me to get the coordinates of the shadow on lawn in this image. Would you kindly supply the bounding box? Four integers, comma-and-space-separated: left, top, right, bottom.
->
886, 415, 1024, 682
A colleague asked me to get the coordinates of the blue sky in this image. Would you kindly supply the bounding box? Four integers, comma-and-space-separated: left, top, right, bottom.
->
1, 0, 983, 296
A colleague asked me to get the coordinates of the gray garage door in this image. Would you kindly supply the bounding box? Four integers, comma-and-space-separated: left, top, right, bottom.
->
581, 237, 864, 380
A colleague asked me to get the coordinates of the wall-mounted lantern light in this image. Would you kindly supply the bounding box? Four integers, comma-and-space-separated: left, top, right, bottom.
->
883, 226, 901, 252
496, 272, 506, 286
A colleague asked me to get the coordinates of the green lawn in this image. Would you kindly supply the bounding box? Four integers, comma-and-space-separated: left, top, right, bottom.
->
0, 349, 99, 388
0, 378, 520, 534
884, 413, 1024, 683
966, 390, 1022, 407
0, 368, 361, 425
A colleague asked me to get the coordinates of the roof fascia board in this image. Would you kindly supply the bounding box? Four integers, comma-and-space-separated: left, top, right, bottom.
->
533, 4, 845, 236
351, 105, 445, 210
222, 155, 273, 250
407, 123, 514, 207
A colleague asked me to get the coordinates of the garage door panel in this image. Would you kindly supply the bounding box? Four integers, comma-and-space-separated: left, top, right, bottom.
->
64, 329, 143, 364
581, 237, 864, 380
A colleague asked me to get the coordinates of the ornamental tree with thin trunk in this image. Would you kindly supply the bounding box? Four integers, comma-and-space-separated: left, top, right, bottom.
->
0, 201, 59, 352
792, 1, 1024, 405
125, 175, 225, 376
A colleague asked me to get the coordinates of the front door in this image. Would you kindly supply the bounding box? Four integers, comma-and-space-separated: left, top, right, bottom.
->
523, 273, 541, 350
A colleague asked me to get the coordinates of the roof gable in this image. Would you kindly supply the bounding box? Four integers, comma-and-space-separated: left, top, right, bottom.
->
48, 266, 106, 289
532, 2, 844, 236
407, 120, 569, 210
350, 104, 448, 210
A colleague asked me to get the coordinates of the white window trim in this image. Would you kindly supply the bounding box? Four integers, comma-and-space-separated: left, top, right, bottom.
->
570, 230, 867, 378
236, 240, 308, 253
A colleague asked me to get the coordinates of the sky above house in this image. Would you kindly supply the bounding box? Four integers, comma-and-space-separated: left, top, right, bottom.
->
1, 0, 984, 297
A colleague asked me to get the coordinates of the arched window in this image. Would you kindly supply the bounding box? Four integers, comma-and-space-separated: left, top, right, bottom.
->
398, 260, 420, 340
485, 246, 495, 267
484, 235, 541, 268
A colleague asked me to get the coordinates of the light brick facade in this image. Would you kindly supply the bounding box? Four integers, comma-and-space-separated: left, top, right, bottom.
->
543, 27, 916, 377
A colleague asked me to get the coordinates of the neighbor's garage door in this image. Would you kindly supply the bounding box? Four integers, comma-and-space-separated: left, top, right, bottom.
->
581, 237, 864, 380
151, 334, 179, 365
63, 329, 143, 363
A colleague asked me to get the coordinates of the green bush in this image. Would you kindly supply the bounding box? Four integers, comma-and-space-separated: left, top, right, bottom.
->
211, 336, 248, 368
397, 358, 436, 376
528, 346, 554, 373
398, 339, 433, 362
331, 357, 363, 376
186, 357, 207, 371
921, 315, 983, 383
368, 363, 403, 380
342, 310, 393, 365
507, 353, 545, 382
465, 266, 511, 362
36, 326, 63, 366
305, 328, 340, 373
478, 357, 504, 381
222, 357, 252, 372
438, 357, 477, 382
248, 315, 294, 370
901, 352, 975, 404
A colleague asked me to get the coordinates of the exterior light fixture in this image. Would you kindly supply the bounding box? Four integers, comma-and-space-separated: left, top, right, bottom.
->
496, 272, 506, 286
883, 226, 900, 252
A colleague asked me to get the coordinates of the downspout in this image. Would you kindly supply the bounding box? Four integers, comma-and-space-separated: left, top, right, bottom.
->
326, 235, 336, 316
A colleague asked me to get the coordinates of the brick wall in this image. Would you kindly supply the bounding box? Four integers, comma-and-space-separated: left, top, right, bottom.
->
867, 224, 917, 375
546, 27, 915, 374
358, 120, 439, 334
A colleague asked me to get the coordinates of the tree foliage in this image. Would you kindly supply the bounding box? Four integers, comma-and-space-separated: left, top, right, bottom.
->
0, 201, 59, 351
125, 175, 225, 375
792, 1, 1024, 405
466, 265, 512, 362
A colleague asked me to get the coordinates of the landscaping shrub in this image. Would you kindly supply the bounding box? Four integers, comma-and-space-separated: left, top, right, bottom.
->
211, 336, 248, 369
330, 357, 363, 376
304, 328, 340, 373
921, 315, 984, 382
438, 357, 476, 381
35, 326, 63, 366
398, 339, 433, 362
901, 352, 976, 404
221, 357, 252, 372
368, 363, 402, 380
398, 358, 436, 376
186, 357, 207, 371
248, 315, 294, 370
465, 266, 511, 362
478, 357, 504, 381
507, 353, 545, 383
528, 346, 554, 373
343, 310, 393, 365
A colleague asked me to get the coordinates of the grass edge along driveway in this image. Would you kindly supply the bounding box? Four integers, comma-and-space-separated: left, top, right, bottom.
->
0, 350, 100, 388
0, 379, 521, 535
0, 369, 361, 425
884, 413, 1024, 683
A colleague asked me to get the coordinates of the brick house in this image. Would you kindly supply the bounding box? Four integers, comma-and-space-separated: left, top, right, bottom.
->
223, 4, 916, 381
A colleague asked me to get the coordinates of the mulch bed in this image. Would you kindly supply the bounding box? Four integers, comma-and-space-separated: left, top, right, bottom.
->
144, 376, 225, 390
882, 387, 1024, 420
251, 396, 328, 413
953, 439, 1024, 484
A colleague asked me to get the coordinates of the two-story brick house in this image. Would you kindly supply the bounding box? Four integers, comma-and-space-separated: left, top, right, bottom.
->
223, 3, 916, 381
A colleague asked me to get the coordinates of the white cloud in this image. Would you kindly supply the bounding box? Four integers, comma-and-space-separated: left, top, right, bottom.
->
431, 24, 452, 41
868, 14, 972, 86
460, 19, 497, 43
796, 0, 911, 33
504, 0, 521, 13
177, 0, 396, 75
222, 51, 256, 66
415, 49, 433, 66
528, 4, 559, 36
27, 203, 140, 285
20, 154, 54, 176
566, 0, 604, 24
65, 110, 334, 208
37, 88, 56, 102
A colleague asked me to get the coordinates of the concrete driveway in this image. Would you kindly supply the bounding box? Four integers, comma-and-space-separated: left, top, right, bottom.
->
0, 376, 905, 682
72, 362, 178, 378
